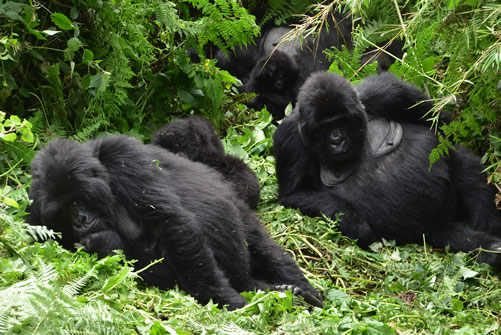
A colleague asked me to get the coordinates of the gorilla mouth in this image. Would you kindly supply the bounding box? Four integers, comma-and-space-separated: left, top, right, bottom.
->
320, 163, 356, 187
328, 140, 347, 155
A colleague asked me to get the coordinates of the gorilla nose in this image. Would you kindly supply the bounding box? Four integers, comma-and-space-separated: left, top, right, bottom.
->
247, 97, 263, 110
329, 133, 344, 145
75, 212, 90, 227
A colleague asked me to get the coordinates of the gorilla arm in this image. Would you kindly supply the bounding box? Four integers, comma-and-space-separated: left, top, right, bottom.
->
278, 190, 376, 248
273, 112, 317, 197
356, 72, 445, 124
274, 114, 376, 248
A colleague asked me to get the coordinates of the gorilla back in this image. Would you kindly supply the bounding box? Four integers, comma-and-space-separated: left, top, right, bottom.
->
273, 72, 501, 269
28, 135, 322, 309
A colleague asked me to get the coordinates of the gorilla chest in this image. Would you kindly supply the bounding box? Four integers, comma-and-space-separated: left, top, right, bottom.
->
320, 118, 403, 187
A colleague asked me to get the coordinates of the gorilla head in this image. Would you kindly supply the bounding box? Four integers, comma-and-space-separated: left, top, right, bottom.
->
28, 140, 141, 251
245, 50, 302, 121
153, 116, 224, 161
296, 73, 367, 166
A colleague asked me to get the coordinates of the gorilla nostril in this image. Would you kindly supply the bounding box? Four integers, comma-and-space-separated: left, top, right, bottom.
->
330, 136, 342, 145
75, 212, 89, 227
329, 132, 344, 146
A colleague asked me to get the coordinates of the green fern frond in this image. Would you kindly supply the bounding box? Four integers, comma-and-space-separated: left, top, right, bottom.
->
25, 224, 60, 242
73, 117, 107, 142
187, 0, 259, 51
63, 270, 93, 297
0, 259, 135, 334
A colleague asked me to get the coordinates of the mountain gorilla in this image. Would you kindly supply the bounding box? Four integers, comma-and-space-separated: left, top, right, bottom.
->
273, 72, 501, 269
244, 12, 352, 121
152, 116, 260, 209
197, 11, 352, 121
27, 136, 323, 309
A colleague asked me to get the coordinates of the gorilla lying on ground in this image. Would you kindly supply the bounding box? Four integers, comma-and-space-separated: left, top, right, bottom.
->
273, 72, 501, 269
27, 135, 323, 309
152, 116, 260, 209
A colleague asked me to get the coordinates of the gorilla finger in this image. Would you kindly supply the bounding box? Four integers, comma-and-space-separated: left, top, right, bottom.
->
299, 291, 324, 308
74, 242, 85, 250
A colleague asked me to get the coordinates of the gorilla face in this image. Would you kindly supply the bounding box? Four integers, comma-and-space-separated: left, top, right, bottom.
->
296, 73, 367, 165
245, 51, 302, 121
28, 139, 141, 249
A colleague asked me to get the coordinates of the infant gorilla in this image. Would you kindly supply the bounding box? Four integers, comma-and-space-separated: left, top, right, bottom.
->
152, 116, 260, 209
27, 135, 323, 309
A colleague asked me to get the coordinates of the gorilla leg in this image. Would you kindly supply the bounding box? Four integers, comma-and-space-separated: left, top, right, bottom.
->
450, 147, 501, 233
153, 207, 247, 310
428, 224, 501, 269
242, 212, 323, 307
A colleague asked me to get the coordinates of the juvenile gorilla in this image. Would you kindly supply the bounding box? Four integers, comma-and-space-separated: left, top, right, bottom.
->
27, 136, 323, 309
273, 72, 501, 269
152, 117, 260, 209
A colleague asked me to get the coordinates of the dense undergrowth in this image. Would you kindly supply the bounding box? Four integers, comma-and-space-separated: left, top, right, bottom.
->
1, 0, 500, 334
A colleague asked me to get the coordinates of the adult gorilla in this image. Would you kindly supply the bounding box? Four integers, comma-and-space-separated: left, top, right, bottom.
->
273, 72, 501, 268
244, 12, 352, 121
152, 116, 260, 209
27, 136, 323, 309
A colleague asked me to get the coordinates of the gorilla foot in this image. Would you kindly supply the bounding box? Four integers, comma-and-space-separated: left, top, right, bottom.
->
477, 242, 501, 270
218, 293, 247, 311
274, 284, 324, 308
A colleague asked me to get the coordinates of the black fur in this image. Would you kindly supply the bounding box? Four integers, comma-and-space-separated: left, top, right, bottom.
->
245, 13, 353, 121
360, 40, 404, 73
273, 72, 501, 268
27, 136, 322, 309
152, 117, 261, 209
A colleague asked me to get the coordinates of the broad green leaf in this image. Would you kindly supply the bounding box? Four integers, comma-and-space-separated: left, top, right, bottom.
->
67, 37, 81, 52
1, 133, 17, 141
51, 12, 74, 30
21, 132, 34, 143
82, 48, 94, 64
2, 196, 19, 208
459, 266, 478, 280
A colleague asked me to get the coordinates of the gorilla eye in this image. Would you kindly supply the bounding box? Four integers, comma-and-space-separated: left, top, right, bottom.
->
274, 79, 283, 90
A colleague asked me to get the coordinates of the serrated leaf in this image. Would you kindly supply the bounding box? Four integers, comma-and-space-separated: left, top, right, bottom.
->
51, 12, 74, 30
67, 37, 81, 52
82, 48, 94, 64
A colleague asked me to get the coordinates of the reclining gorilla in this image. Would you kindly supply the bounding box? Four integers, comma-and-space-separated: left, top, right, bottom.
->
273, 72, 501, 269
27, 136, 323, 309
152, 116, 260, 209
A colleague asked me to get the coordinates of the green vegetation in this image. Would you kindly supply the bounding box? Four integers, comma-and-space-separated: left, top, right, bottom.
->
0, 0, 499, 333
